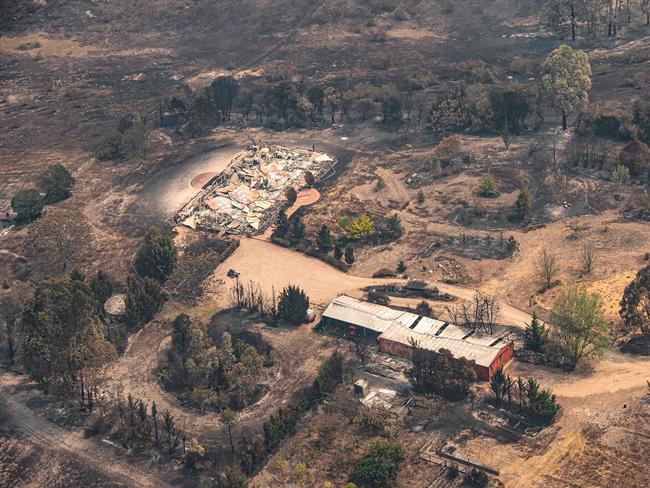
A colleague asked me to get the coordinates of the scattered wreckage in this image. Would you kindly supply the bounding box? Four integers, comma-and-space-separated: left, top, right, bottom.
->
175, 145, 336, 235
365, 279, 455, 301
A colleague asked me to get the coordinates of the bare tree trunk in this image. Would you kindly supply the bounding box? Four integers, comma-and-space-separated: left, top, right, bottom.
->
571, 3, 576, 41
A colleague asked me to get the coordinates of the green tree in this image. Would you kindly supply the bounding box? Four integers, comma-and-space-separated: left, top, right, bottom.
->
285, 187, 298, 205
317, 224, 334, 253
209, 76, 240, 121
11, 189, 43, 223
416, 190, 425, 204
0, 296, 21, 366
348, 216, 374, 240
134, 226, 178, 283
90, 270, 114, 309
515, 187, 532, 220
39, 164, 75, 204
551, 286, 610, 369
124, 276, 163, 330
540, 44, 592, 130
19, 279, 116, 408
524, 311, 548, 352
278, 285, 310, 324
315, 350, 343, 395
396, 261, 406, 273
24, 208, 92, 278
478, 170, 497, 197
526, 378, 560, 424
292, 216, 305, 240
275, 209, 290, 238
307, 86, 325, 122
355, 440, 405, 487
344, 245, 355, 265
333, 245, 343, 260
410, 346, 476, 400
303, 170, 315, 188
490, 366, 508, 404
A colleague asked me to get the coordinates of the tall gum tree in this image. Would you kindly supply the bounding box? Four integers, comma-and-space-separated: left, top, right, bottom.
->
540, 44, 592, 130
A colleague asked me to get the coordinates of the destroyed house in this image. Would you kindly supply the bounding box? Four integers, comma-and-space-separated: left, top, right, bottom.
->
176, 145, 336, 235
321, 295, 514, 380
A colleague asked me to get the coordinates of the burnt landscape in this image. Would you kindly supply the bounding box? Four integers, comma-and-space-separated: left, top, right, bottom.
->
2, 1, 650, 487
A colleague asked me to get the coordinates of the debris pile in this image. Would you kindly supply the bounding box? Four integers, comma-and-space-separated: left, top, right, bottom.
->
176, 145, 336, 235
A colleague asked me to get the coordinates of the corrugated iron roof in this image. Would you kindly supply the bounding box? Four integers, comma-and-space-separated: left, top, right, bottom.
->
322, 295, 510, 368
322, 295, 418, 333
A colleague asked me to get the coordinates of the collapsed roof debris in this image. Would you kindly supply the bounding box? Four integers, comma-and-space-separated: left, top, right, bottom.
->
176, 145, 336, 235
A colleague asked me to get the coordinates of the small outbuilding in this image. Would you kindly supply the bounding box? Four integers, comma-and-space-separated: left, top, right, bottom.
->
321, 295, 514, 380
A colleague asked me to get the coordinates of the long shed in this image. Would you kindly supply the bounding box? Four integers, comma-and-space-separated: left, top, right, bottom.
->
321, 295, 514, 380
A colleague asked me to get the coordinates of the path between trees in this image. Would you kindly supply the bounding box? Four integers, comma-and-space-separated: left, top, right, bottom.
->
0, 370, 172, 488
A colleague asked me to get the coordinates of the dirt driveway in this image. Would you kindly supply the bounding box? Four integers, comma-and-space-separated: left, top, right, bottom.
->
215, 238, 393, 308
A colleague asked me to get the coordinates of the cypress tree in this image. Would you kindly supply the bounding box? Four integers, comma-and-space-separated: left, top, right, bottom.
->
524, 311, 547, 352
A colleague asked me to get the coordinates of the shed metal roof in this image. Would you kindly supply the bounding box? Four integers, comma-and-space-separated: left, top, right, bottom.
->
322, 295, 511, 368
322, 294, 418, 333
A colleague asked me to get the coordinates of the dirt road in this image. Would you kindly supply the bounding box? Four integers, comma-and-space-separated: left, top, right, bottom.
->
0, 371, 172, 488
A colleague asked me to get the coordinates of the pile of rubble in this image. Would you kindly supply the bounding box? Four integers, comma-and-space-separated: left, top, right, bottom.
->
176, 145, 335, 235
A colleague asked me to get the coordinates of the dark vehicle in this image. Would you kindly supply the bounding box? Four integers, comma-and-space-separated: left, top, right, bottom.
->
227, 269, 240, 278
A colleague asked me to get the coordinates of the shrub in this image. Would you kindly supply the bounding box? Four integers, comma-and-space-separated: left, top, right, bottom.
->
515, 187, 532, 220
478, 170, 497, 197
612, 164, 631, 187
293, 463, 306, 484
355, 440, 405, 487
575, 103, 633, 140
184, 438, 204, 469
348, 216, 375, 240
368, 291, 390, 305
416, 300, 432, 317
376, 214, 403, 241
96, 132, 127, 161
620, 139, 650, 178
375, 176, 385, 191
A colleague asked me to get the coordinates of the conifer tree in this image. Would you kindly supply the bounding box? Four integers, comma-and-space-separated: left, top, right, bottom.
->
317, 224, 334, 253
524, 311, 547, 352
